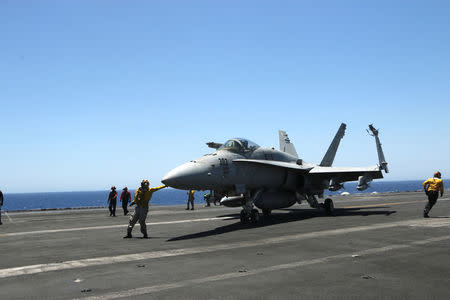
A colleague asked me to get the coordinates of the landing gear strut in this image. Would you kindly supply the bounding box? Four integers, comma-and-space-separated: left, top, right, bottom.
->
306, 194, 334, 215
239, 195, 260, 224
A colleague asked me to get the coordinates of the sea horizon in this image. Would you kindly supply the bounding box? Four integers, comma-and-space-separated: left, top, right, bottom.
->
2, 179, 441, 195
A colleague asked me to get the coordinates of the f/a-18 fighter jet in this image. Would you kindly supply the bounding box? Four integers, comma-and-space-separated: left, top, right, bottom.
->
162, 124, 388, 223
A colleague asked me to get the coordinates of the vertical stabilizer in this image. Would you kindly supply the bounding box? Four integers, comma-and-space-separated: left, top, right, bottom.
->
320, 123, 346, 167
278, 130, 298, 158
367, 124, 389, 173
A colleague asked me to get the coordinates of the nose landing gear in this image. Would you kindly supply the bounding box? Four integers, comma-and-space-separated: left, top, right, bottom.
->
239, 192, 262, 224
240, 208, 260, 223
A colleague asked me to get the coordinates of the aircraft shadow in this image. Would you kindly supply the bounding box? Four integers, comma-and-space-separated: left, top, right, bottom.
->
167, 207, 396, 242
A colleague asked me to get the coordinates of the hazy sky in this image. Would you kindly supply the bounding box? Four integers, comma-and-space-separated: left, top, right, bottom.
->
1, 1, 449, 192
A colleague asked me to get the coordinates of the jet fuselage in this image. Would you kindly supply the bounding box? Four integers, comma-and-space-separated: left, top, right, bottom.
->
162, 139, 320, 199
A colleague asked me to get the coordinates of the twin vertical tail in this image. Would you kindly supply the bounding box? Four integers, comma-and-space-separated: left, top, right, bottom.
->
367, 124, 389, 173
320, 123, 346, 167
280, 123, 388, 174
279, 130, 299, 158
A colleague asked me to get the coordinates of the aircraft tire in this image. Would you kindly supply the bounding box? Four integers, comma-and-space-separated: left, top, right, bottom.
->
240, 210, 249, 223
250, 209, 260, 223
324, 198, 334, 215
262, 208, 272, 217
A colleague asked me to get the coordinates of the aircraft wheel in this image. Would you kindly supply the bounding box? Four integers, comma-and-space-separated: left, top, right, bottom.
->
250, 209, 260, 223
240, 210, 249, 223
262, 208, 272, 217
324, 198, 334, 215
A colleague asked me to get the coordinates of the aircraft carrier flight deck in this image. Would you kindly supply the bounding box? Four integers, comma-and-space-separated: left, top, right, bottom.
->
1, 191, 449, 299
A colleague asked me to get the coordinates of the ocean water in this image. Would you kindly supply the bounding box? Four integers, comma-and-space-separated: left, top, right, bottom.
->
2, 189, 196, 212
2, 180, 449, 212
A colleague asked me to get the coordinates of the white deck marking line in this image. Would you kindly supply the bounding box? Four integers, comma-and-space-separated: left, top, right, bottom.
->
1, 218, 450, 279
342, 200, 423, 209
78, 234, 450, 300
6, 206, 235, 216
0, 217, 233, 238
2, 198, 449, 237
4, 211, 15, 224
341, 198, 450, 209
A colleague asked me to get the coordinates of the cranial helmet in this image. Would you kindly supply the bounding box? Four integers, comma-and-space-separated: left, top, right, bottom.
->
141, 179, 150, 187
434, 171, 441, 178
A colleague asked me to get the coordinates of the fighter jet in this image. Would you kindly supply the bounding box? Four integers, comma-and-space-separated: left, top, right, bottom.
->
162, 124, 388, 223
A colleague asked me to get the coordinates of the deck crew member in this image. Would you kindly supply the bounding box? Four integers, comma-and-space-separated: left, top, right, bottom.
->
423, 171, 444, 218
120, 187, 131, 215
204, 191, 211, 207
0, 190, 4, 225
108, 186, 118, 217
186, 189, 195, 210
124, 180, 167, 239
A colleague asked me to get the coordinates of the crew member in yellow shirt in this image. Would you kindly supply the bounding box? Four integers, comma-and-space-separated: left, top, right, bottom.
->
123, 180, 167, 238
186, 189, 195, 210
423, 171, 444, 218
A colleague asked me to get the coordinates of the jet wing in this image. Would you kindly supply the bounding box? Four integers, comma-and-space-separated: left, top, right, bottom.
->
309, 166, 383, 182
233, 159, 313, 172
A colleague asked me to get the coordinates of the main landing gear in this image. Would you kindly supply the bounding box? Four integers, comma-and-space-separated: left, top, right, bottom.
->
240, 197, 260, 224
240, 209, 260, 223
307, 195, 334, 215
323, 198, 334, 215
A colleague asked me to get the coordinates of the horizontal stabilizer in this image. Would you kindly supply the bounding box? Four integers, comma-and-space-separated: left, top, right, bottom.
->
279, 130, 298, 158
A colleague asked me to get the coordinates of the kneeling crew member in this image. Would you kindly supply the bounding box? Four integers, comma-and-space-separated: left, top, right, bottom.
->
423, 171, 444, 218
124, 180, 167, 239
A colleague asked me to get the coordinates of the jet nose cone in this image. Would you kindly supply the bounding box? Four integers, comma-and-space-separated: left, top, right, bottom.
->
162, 162, 208, 189
161, 170, 178, 187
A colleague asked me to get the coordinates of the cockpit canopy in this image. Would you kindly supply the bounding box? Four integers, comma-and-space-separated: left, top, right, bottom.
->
218, 138, 260, 153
